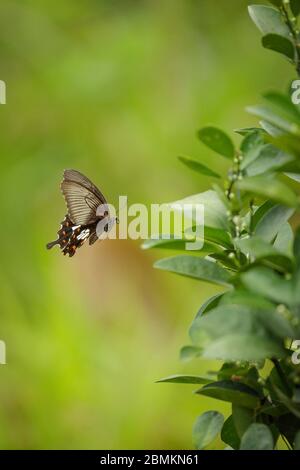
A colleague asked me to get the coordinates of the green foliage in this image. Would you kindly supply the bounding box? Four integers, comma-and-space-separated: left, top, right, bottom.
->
197, 126, 235, 159
290, 0, 300, 17
262, 33, 295, 60
192, 411, 224, 449
240, 423, 274, 450
248, 5, 290, 37
238, 174, 299, 207
156, 375, 212, 384
144, 0, 300, 451
221, 415, 240, 449
154, 256, 232, 286
195, 381, 260, 408
178, 156, 221, 178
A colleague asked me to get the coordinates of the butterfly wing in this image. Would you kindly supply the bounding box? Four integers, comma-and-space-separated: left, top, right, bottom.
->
46, 215, 74, 251
47, 170, 109, 256
61, 169, 108, 226
62, 169, 107, 203
46, 214, 89, 256
88, 229, 98, 246
47, 214, 98, 256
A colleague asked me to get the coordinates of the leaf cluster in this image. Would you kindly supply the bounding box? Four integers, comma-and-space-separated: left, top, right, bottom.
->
145, 0, 300, 450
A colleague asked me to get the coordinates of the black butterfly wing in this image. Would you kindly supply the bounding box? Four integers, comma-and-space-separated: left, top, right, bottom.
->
88, 229, 98, 245
61, 169, 108, 226
46, 214, 90, 256
47, 170, 109, 256
62, 169, 107, 203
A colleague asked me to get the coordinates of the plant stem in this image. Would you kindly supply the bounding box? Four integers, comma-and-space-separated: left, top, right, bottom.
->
282, 2, 298, 41
271, 358, 293, 396
282, 434, 293, 450
281, 2, 300, 76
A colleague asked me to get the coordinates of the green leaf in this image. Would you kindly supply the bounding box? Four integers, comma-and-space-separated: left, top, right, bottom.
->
245, 144, 294, 176
232, 405, 254, 438
197, 126, 235, 159
286, 172, 300, 182
220, 289, 275, 310
178, 156, 220, 178
154, 256, 232, 286
203, 334, 285, 361
238, 174, 299, 208
267, 361, 294, 399
179, 345, 202, 362
236, 236, 293, 272
247, 104, 300, 136
241, 267, 293, 305
156, 374, 212, 384
208, 251, 241, 271
259, 402, 288, 416
196, 380, 260, 408
236, 235, 281, 257
294, 431, 300, 450
262, 34, 295, 60
190, 302, 292, 355
235, 127, 265, 136
251, 200, 275, 230
254, 204, 294, 242
257, 92, 300, 143
290, 0, 300, 17
190, 304, 263, 345
192, 411, 224, 450
260, 119, 283, 137
240, 131, 265, 170
270, 133, 300, 156
240, 129, 265, 153
194, 293, 223, 319
274, 222, 294, 255
190, 305, 261, 347
141, 237, 217, 252
221, 415, 240, 450
170, 190, 228, 229
184, 225, 233, 250
240, 423, 274, 450
248, 5, 291, 37
143, 228, 232, 253
273, 386, 300, 418
263, 91, 300, 122
217, 363, 252, 381
200, 226, 233, 249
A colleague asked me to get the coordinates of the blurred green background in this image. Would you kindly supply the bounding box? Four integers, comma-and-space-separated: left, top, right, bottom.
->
0, 0, 293, 449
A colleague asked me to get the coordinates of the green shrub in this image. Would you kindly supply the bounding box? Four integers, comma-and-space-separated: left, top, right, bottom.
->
144, 0, 300, 450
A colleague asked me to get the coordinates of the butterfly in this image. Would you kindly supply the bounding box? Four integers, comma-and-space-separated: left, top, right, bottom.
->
47, 169, 117, 257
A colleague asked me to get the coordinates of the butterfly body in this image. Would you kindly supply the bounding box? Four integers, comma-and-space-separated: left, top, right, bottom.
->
47, 169, 112, 257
